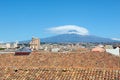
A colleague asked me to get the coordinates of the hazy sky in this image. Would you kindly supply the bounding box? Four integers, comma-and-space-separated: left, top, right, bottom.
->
0, 0, 120, 42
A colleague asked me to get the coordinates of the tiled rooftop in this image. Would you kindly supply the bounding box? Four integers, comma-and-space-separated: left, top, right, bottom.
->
0, 51, 119, 68
0, 67, 120, 80
0, 51, 120, 79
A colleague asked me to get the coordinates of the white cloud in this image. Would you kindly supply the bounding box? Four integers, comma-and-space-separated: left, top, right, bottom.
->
47, 25, 89, 35
112, 38, 120, 41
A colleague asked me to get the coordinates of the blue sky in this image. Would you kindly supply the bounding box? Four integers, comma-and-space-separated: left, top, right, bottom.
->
0, 0, 120, 42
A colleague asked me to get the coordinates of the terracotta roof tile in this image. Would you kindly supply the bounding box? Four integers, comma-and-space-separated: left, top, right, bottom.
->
0, 51, 120, 79
0, 67, 120, 80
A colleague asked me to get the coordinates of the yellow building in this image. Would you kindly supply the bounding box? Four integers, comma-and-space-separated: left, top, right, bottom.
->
30, 37, 40, 50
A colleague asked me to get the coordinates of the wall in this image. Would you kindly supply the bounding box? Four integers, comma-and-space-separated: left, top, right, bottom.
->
106, 47, 120, 56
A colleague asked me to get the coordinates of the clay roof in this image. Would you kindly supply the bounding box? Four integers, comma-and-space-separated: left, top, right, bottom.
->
0, 51, 120, 79
0, 51, 119, 68
0, 67, 120, 80
92, 47, 105, 52
15, 47, 32, 52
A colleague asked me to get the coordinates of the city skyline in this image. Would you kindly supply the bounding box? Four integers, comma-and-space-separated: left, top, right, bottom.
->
0, 0, 120, 42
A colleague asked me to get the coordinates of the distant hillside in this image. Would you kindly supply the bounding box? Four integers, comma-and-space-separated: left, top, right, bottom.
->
19, 40, 31, 44
41, 34, 116, 43
18, 34, 118, 44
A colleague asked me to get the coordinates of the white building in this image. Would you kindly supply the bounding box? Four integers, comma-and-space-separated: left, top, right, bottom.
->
10, 41, 18, 48
51, 48, 60, 52
0, 43, 6, 48
6, 43, 11, 49
0, 41, 18, 49
106, 47, 120, 56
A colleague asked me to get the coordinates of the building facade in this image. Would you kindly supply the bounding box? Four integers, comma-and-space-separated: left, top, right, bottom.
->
106, 47, 120, 56
0, 41, 18, 49
30, 37, 40, 50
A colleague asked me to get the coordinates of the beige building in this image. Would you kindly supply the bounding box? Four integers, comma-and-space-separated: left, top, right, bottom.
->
30, 37, 40, 50
0, 43, 10, 49
0, 43, 16, 49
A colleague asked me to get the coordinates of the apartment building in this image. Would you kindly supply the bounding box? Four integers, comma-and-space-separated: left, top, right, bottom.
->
0, 41, 18, 49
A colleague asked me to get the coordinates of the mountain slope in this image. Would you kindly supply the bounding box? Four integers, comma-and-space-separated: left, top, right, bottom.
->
41, 34, 115, 43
